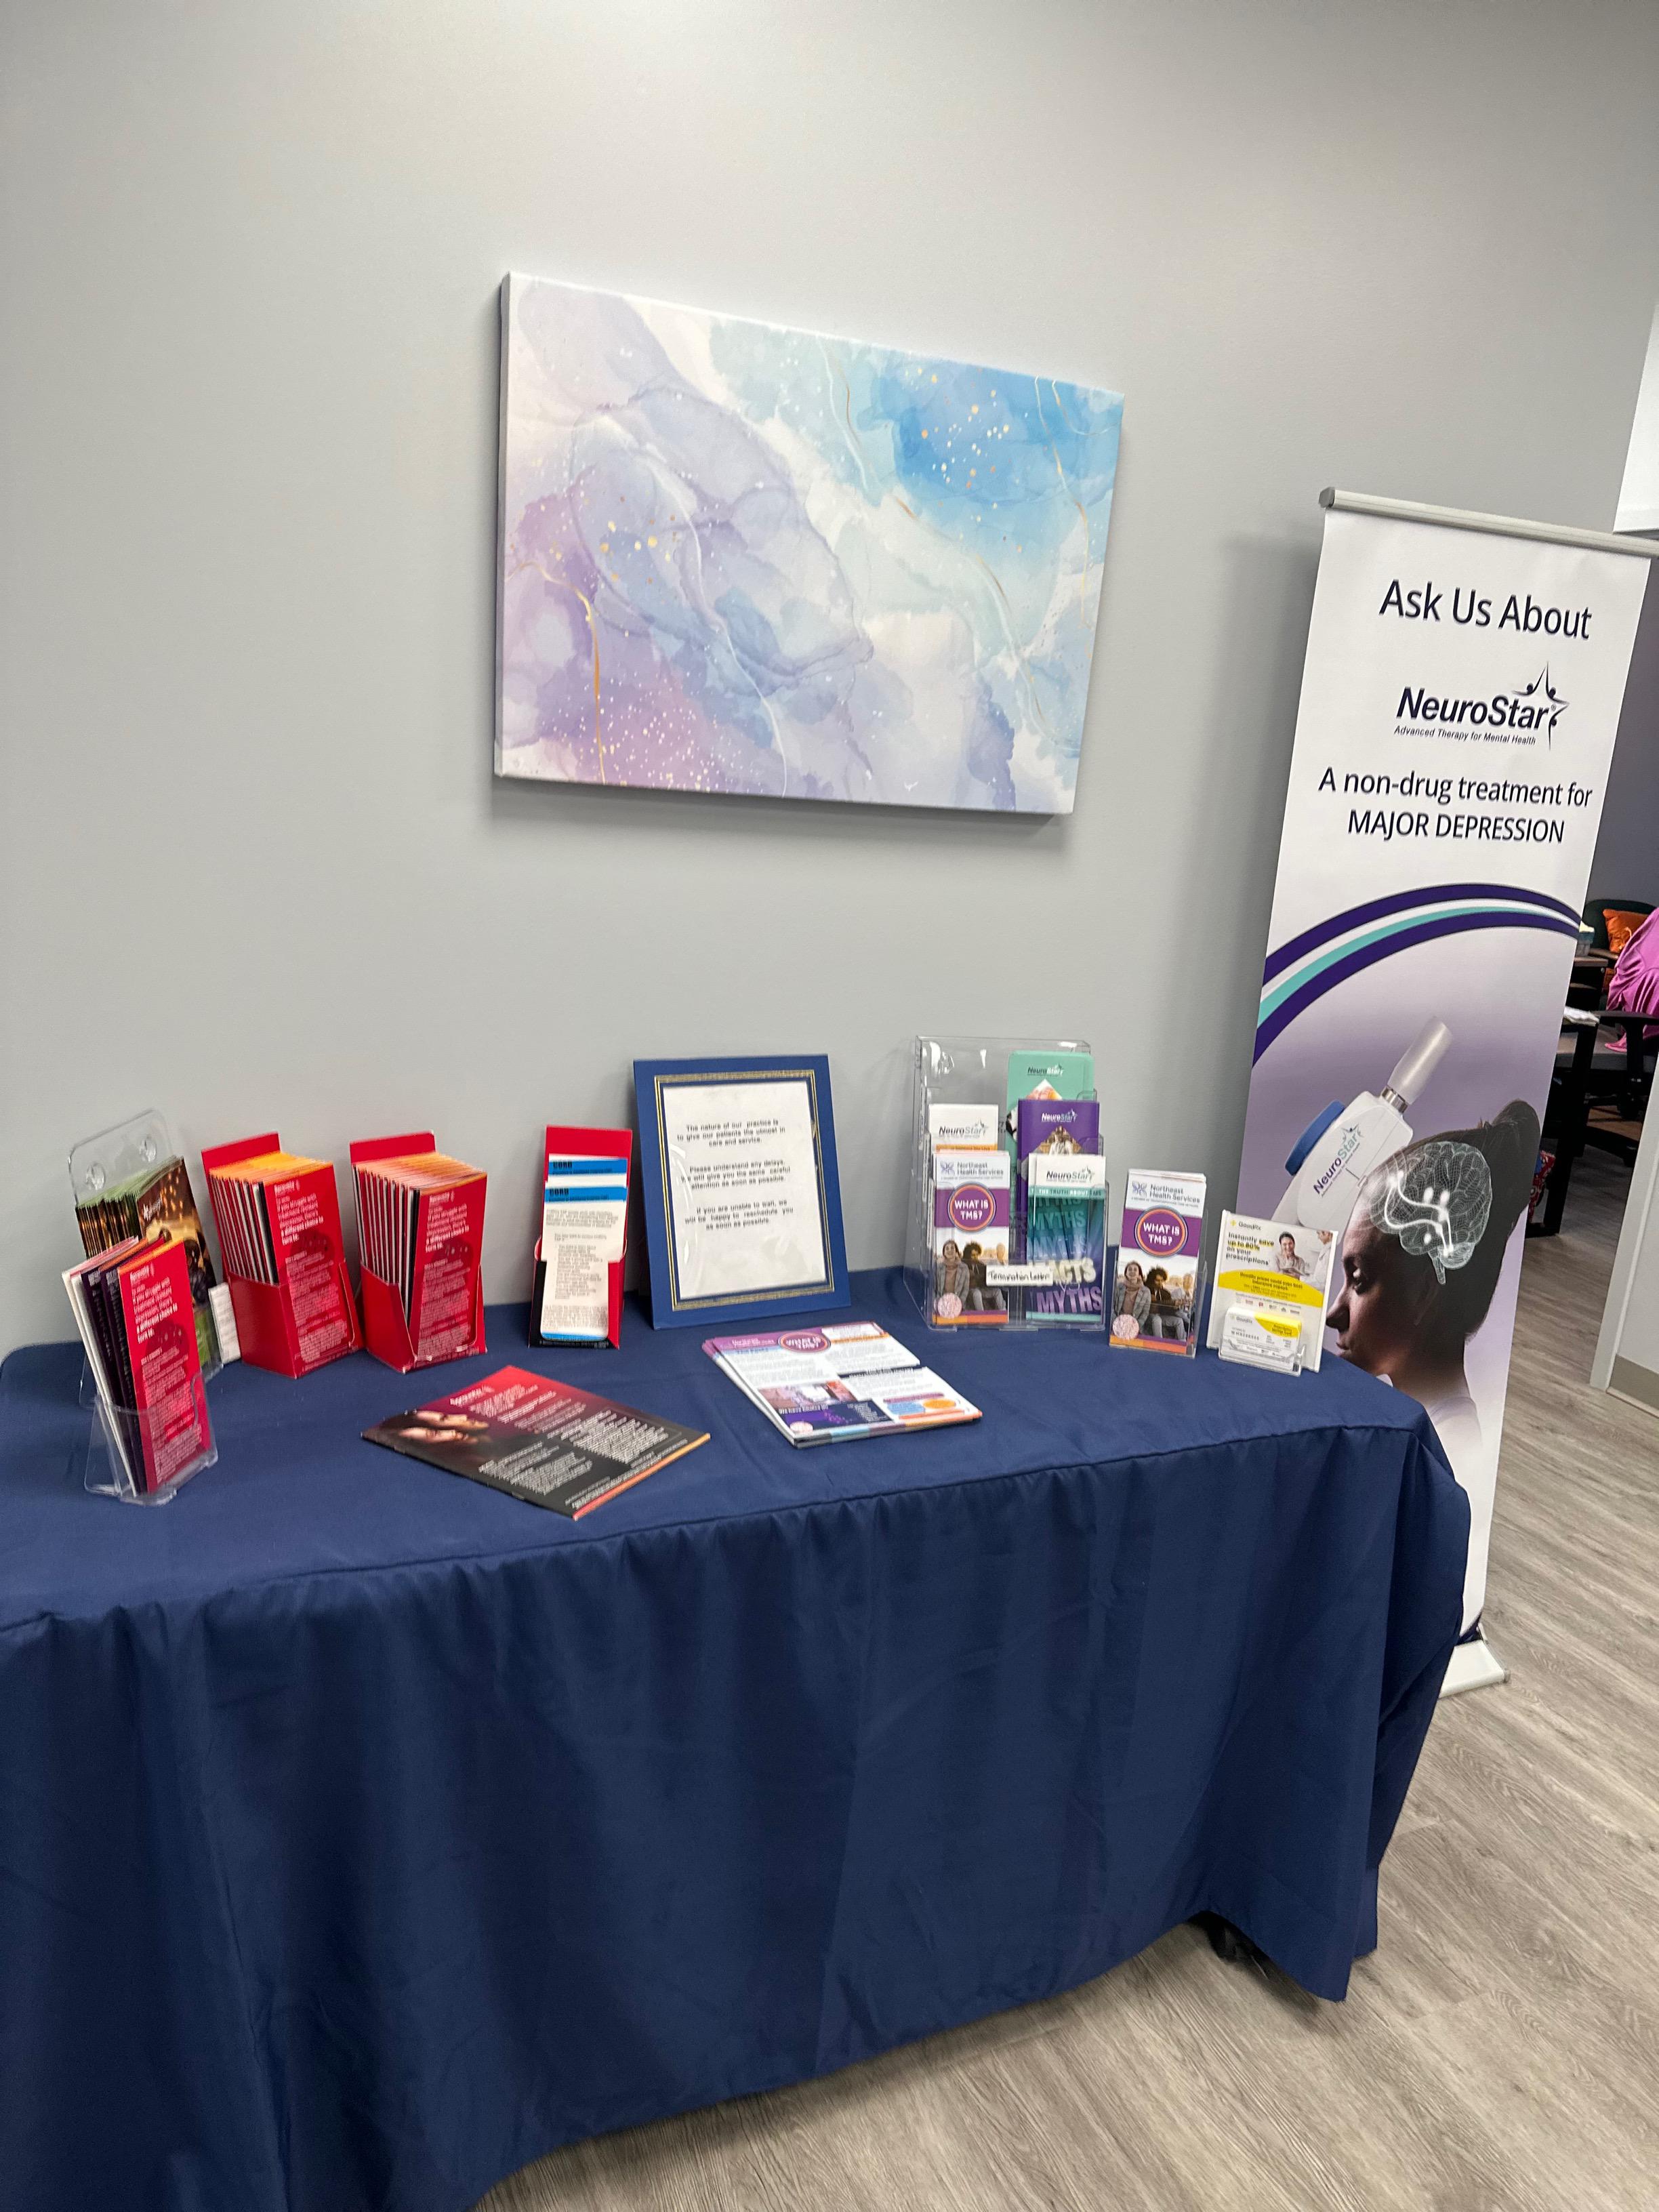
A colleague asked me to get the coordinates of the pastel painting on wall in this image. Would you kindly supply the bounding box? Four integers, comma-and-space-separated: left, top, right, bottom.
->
495, 274, 1122, 813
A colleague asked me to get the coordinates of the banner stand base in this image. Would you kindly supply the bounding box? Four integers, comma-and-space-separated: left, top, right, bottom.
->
1440, 1634, 1508, 1698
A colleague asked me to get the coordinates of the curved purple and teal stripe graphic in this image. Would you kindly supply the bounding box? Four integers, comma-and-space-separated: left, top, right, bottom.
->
1255, 883, 1581, 1061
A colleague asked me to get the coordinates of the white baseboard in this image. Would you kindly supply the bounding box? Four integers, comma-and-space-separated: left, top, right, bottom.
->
1608, 1356, 1659, 1418
1440, 1636, 1508, 1697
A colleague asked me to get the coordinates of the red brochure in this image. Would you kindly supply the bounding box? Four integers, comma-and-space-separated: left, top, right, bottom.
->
115, 1237, 212, 1492
408, 1176, 489, 1364
201, 1132, 361, 1378
350, 1131, 488, 1372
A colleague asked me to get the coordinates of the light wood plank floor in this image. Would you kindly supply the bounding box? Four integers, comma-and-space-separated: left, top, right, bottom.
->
478, 1153, 1659, 2212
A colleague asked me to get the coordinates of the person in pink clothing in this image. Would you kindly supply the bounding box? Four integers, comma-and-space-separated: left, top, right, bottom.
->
1605, 907, 1659, 1046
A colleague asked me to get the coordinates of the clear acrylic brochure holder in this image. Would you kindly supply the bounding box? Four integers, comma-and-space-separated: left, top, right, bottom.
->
77, 1364, 218, 1504
1108, 1253, 1211, 1357
907, 1035, 1107, 1333
68, 1109, 222, 1504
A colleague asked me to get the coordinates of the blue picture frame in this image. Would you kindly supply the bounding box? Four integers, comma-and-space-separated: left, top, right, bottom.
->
634, 1057, 851, 1330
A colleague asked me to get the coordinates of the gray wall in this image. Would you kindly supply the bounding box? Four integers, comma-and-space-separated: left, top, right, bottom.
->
5, 0, 1659, 1355
1589, 573, 1659, 907
1616, 308, 1659, 531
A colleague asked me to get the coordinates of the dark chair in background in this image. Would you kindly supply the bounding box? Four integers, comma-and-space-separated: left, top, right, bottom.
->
1534, 905, 1658, 1230
1583, 1015, 1659, 1167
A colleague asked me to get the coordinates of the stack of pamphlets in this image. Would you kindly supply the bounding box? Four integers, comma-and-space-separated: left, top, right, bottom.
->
209, 1149, 319, 1286
928, 1103, 1003, 1153
354, 1149, 487, 1363
1015, 1097, 1105, 1317
532, 1129, 630, 1346
924, 1102, 1008, 1326
363, 1365, 706, 1517
207, 1147, 358, 1370
1111, 1170, 1207, 1352
203, 1132, 361, 1376
930, 1144, 1012, 1326
1206, 1209, 1336, 1374
705, 1322, 980, 1445
75, 1154, 227, 1367
63, 1236, 212, 1492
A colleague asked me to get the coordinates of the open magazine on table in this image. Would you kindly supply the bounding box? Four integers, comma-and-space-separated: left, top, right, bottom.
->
704, 1322, 981, 1446
363, 1365, 706, 1515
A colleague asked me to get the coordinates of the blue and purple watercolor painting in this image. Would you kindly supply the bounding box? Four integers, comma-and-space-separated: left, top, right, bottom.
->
495, 274, 1121, 813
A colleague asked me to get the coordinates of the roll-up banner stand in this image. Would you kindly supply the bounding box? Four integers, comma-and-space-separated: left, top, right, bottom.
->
1239, 490, 1659, 1695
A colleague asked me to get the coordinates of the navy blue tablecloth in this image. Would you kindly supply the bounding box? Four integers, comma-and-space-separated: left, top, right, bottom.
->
0, 1270, 1467, 2212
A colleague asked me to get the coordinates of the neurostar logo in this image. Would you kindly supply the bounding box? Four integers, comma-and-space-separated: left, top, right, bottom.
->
1395, 666, 1568, 741
1311, 1124, 1363, 1197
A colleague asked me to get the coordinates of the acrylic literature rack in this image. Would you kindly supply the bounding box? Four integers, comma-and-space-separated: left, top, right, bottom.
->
75, 1353, 218, 1504
906, 1036, 1109, 1333
66, 1111, 222, 1503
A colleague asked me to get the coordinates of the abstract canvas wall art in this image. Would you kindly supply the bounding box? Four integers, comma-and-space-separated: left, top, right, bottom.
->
495, 274, 1122, 813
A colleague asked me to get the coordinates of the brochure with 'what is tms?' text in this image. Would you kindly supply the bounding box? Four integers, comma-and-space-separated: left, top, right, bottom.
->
1111, 1169, 1206, 1353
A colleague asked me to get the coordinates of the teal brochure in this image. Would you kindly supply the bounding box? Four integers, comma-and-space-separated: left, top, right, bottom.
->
1004, 1050, 1095, 1125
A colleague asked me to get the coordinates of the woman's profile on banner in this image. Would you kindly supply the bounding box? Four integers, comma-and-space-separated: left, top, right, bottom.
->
1328, 1101, 1541, 1470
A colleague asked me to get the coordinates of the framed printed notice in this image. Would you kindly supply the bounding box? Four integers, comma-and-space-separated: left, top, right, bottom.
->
634, 1057, 851, 1330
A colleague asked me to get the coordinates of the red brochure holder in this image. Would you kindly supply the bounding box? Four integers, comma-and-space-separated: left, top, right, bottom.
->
350, 1131, 487, 1374
531, 1125, 630, 1350
200, 1132, 361, 1378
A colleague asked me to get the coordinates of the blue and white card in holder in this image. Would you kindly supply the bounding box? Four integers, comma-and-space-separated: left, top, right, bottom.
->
533, 1126, 632, 1346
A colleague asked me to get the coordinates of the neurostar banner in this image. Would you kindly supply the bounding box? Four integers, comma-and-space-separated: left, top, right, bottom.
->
1238, 506, 1654, 1632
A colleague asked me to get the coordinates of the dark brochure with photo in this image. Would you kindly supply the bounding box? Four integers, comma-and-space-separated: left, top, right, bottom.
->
363, 1364, 707, 1517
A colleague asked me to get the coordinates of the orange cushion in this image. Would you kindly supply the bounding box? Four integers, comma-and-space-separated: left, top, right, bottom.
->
1605, 909, 1647, 958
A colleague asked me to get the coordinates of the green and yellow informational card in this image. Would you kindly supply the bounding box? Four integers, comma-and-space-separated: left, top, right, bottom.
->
1206, 1210, 1336, 1372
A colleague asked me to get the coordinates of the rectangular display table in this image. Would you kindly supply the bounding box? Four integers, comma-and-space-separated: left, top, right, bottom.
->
0, 1270, 1466, 2212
